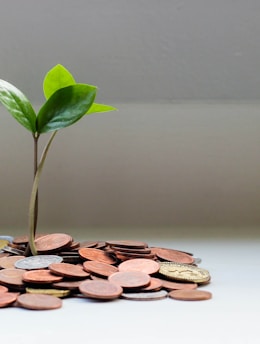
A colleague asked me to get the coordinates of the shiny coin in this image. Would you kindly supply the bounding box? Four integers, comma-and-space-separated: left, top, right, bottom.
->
118, 258, 160, 275
159, 262, 211, 284
14, 255, 63, 270
121, 290, 168, 301
22, 269, 63, 284
35, 233, 73, 253
152, 247, 194, 264
26, 287, 70, 298
108, 271, 151, 289
0, 255, 25, 269
169, 289, 212, 301
17, 293, 62, 310
83, 260, 118, 278
48, 262, 90, 279
79, 279, 123, 300
0, 292, 19, 307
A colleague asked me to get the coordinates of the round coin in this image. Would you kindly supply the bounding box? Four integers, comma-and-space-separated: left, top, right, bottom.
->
108, 271, 151, 289
0, 239, 9, 250
22, 270, 63, 284
106, 240, 148, 249
160, 279, 198, 290
0, 292, 19, 307
48, 263, 90, 279
78, 247, 117, 264
139, 277, 163, 291
121, 290, 168, 301
152, 247, 194, 264
0, 268, 26, 289
0, 285, 9, 293
83, 260, 118, 277
159, 262, 211, 284
168, 289, 212, 301
118, 258, 160, 275
0, 255, 25, 269
35, 233, 72, 253
79, 279, 123, 300
14, 255, 63, 270
17, 293, 62, 310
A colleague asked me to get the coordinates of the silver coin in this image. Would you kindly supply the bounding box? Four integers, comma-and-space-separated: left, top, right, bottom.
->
121, 290, 168, 301
193, 257, 202, 264
15, 255, 63, 270
0, 235, 14, 243
2, 246, 25, 255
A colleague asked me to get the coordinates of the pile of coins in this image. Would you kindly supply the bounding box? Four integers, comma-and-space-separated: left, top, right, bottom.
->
0, 233, 212, 310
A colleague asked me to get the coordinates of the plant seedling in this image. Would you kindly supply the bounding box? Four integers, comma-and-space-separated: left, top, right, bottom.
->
0, 64, 117, 255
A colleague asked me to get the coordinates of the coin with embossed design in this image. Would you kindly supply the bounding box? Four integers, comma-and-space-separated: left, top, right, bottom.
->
14, 255, 63, 270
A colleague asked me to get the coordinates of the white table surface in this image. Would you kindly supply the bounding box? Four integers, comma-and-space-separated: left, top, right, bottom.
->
1, 227, 259, 344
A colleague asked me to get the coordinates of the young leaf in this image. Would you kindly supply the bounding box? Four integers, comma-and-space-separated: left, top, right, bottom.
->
0, 79, 36, 133
43, 64, 76, 99
87, 103, 117, 114
37, 84, 97, 133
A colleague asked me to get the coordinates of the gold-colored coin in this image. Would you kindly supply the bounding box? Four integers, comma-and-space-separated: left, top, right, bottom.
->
159, 262, 211, 284
25, 287, 71, 298
0, 240, 9, 250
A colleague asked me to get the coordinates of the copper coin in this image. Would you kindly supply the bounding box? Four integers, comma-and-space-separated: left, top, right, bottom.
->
79, 279, 123, 300
0, 285, 9, 293
168, 289, 212, 301
0, 255, 25, 269
22, 269, 63, 284
78, 247, 117, 264
112, 247, 152, 254
17, 293, 62, 310
161, 279, 198, 290
151, 247, 194, 264
35, 233, 73, 253
52, 280, 83, 291
118, 258, 160, 275
108, 271, 151, 289
13, 233, 47, 245
48, 263, 90, 279
0, 268, 26, 288
139, 277, 163, 292
0, 292, 19, 307
79, 241, 98, 248
106, 240, 148, 249
121, 290, 168, 301
115, 252, 156, 261
83, 260, 118, 278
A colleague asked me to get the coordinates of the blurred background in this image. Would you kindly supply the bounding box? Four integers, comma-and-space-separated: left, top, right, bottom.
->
0, 0, 259, 237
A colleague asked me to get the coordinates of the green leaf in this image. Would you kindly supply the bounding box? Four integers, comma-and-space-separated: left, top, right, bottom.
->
0, 79, 36, 133
43, 64, 76, 99
37, 84, 97, 133
87, 103, 117, 114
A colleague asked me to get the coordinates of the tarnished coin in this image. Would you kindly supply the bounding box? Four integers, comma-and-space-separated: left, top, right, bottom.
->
152, 247, 194, 264
106, 240, 148, 249
14, 255, 63, 270
48, 263, 90, 279
0, 255, 25, 269
0, 292, 19, 308
83, 260, 118, 278
159, 262, 211, 284
169, 289, 212, 301
17, 293, 62, 310
118, 258, 160, 275
35, 233, 73, 253
79, 247, 117, 264
108, 271, 151, 289
22, 269, 63, 284
121, 290, 168, 301
26, 287, 70, 298
79, 279, 123, 300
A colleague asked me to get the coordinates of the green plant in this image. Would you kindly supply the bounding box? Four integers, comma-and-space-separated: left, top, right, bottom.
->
0, 64, 116, 255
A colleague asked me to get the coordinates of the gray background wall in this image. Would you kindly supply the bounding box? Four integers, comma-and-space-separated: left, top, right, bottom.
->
0, 1, 260, 230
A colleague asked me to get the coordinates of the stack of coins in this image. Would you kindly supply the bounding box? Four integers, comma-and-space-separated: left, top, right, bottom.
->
0, 233, 212, 310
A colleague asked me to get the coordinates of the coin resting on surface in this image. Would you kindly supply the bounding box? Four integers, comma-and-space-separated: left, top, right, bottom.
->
48, 262, 90, 279
22, 269, 63, 284
168, 289, 212, 301
118, 258, 160, 275
159, 262, 211, 284
121, 290, 168, 301
35, 233, 73, 253
0, 292, 19, 308
79, 279, 123, 300
108, 271, 151, 289
17, 293, 62, 310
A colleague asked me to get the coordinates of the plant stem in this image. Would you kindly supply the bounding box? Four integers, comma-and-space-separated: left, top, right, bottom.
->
28, 131, 57, 255
33, 133, 39, 236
